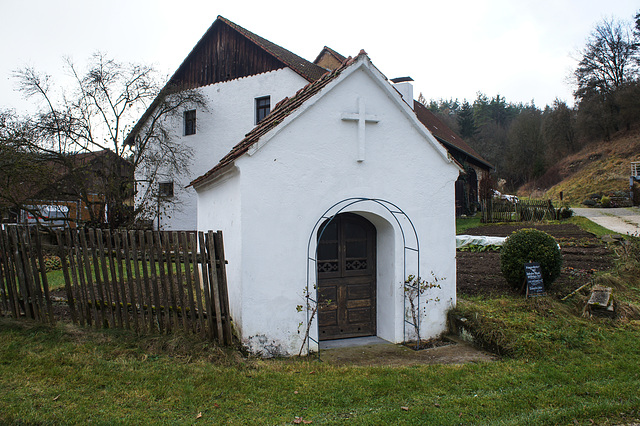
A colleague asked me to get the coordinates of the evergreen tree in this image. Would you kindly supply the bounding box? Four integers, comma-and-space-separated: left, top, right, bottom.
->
457, 100, 477, 139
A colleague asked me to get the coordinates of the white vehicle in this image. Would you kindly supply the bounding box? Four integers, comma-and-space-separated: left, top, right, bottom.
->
493, 190, 519, 203
20, 204, 69, 228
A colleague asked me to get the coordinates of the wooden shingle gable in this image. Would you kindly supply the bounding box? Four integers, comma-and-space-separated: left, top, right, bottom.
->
168, 16, 326, 90
125, 16, 326, 146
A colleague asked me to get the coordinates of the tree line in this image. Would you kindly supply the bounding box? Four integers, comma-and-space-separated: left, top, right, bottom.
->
423, 11, 640, 191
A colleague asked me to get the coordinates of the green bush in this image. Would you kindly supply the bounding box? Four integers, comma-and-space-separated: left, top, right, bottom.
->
500, 229, 563, 290
600, 196, 611, 208
582, 199, 596, 207
557, 206, 573, 219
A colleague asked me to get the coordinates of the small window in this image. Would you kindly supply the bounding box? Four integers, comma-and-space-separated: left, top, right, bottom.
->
255, 96, 270, 124
158, 181, 174, 198
184, 110, 196, 136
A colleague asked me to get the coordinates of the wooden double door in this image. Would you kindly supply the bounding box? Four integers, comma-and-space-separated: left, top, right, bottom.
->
316, 213, 376, 340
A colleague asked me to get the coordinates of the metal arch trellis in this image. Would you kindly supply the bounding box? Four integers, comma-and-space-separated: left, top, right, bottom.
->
304, 197, 421, 355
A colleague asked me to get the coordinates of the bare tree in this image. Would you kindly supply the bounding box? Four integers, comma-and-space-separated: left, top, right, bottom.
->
13, 53, 206, 226
574, 17, 638, 100
0, 110, 57, 222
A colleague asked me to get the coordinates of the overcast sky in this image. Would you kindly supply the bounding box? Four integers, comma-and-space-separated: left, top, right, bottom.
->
1, 0, 638, 114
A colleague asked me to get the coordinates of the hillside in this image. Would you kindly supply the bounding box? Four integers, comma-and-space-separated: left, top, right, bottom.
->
517, 129, 640, 205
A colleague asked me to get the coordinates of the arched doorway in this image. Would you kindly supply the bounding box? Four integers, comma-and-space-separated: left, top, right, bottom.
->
316, 213, 376, 340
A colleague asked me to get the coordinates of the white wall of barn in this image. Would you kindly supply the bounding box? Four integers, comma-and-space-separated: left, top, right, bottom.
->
196, 61, 459, 356
135, 68, 310, 230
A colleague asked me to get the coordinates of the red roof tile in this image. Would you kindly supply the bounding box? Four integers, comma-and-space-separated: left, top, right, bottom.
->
190, 54, 357, 187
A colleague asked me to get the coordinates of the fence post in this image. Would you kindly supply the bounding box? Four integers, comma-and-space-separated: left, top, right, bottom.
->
0, 227, 20, 318
206, 231, 225, 343
213, 231, 233, 345
34, 230, 54, 324
198, 232, 215, 340
190, 232, 206, 337
56, 230, 78, 324
181, 232, 197, 332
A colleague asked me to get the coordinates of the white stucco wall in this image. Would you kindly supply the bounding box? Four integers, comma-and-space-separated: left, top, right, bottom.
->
135, 68, 310, 230
196, 61, 459, 356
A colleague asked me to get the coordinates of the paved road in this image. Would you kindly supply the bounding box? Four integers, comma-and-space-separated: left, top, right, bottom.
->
573, 207, 640, 236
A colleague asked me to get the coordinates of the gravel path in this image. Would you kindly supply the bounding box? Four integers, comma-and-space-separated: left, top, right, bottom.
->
573, 207, 640, 236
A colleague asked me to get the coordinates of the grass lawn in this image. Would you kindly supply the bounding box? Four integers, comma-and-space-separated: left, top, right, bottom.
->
456, 214, 483, 234
2, 220, 639, 424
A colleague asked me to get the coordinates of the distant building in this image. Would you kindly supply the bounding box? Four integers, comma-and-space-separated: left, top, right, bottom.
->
0, 149, 133, 228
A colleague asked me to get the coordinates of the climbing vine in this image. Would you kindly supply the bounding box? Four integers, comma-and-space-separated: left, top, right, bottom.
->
404, 273, 443, 348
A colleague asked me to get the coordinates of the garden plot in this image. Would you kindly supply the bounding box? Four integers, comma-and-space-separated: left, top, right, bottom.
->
457, 223, 613, 297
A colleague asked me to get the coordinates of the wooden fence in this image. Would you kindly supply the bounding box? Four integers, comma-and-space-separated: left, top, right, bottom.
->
0, 226, 232, 345
0, 225, 55, 324
481, 199, 557, 223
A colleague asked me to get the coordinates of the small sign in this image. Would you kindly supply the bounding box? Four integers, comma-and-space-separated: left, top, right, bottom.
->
524, 262, 545, 297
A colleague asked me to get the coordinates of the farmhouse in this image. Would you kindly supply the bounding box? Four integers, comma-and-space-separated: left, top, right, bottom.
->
0, 149, 133, 227
129, 16, 491, 355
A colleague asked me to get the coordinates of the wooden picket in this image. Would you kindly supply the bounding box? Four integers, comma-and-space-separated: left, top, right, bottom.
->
0, 225, 55, 324
482, 199, 557, 223
0, 226, 232, 345
55, 229, 232, 344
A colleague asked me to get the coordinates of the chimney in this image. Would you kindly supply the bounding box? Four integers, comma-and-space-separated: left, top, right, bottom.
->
391, 77, 414, 109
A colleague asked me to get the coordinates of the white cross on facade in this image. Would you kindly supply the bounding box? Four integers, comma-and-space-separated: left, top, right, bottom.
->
341, 97, 379, 162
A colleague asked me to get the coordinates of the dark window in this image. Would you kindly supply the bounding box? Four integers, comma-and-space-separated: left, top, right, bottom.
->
255, 96, 270, 124
158, 181, 174, 198
184, 110, 196, 136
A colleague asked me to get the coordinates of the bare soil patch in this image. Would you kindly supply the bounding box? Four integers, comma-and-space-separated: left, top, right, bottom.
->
320, 337, 498, 367
458, 223, 614, 297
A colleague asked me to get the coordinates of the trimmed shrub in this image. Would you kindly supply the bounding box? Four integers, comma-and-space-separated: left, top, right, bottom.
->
500, 229, 563, 290
557, 206, 573, 219
600, 196, 611, 208
582, 199, 597, 207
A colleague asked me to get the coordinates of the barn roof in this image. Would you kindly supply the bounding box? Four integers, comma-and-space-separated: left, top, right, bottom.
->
413, 101, 492, 170
216, 16, 327, 83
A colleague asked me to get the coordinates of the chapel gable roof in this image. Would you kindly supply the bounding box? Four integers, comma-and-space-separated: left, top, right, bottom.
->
168, 16, 326, 90
413, 101, 492, 170
190, 53, 361, 187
